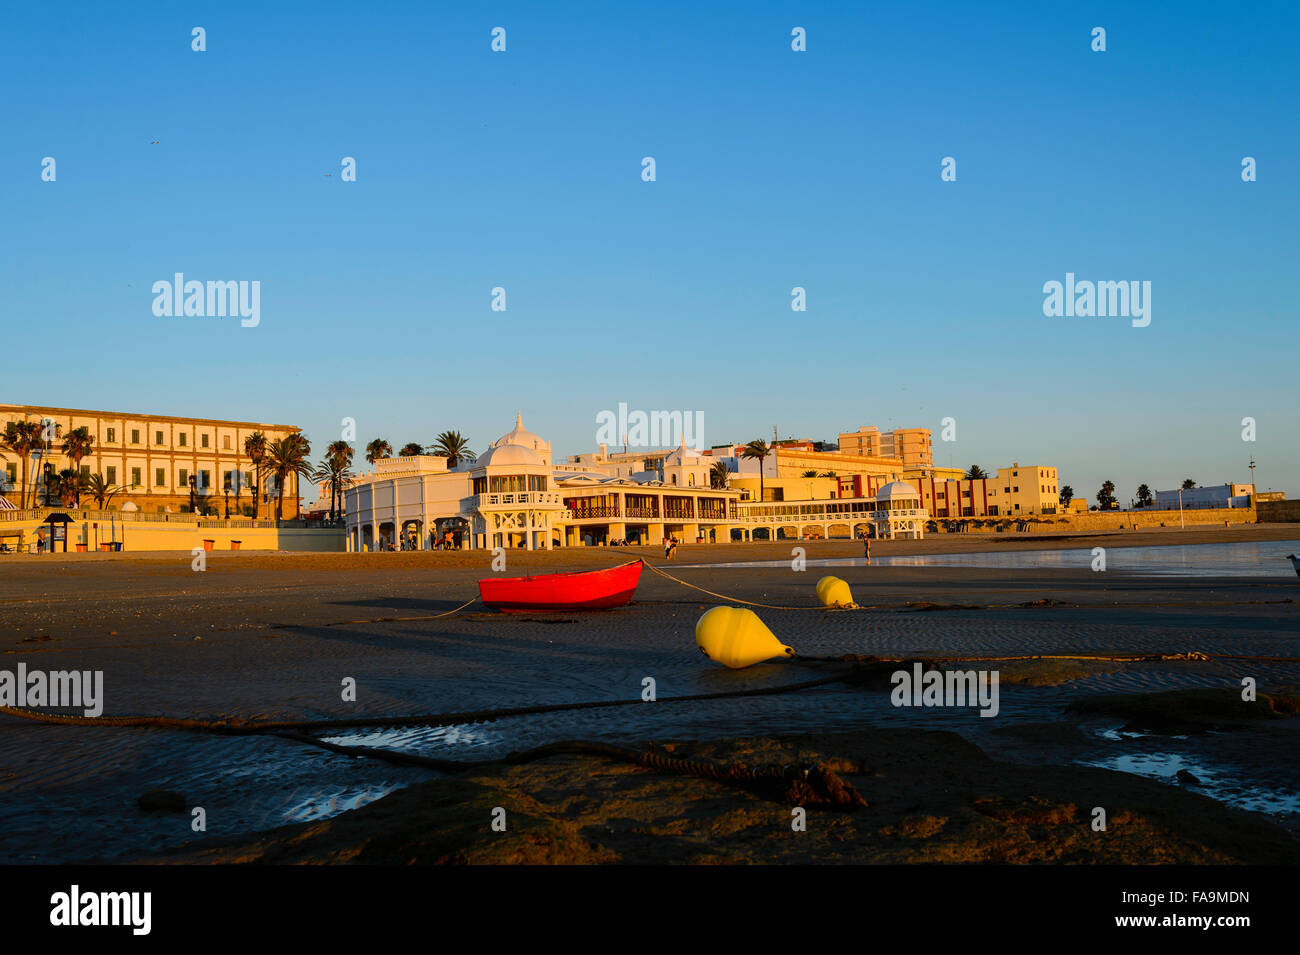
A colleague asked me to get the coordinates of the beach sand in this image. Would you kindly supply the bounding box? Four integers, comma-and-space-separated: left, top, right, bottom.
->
1, 524, 1297, 864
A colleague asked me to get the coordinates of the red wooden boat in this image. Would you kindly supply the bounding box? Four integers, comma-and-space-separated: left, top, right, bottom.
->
478, 559, 643, 612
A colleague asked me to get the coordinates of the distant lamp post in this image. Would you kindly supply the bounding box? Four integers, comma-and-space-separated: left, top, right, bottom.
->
188, 475, 197, 514
1178, 487, 1184, 529
223, 488, 230, 519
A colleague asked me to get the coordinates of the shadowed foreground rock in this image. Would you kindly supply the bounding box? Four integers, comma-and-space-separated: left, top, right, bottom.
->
144, 729, 1300, 865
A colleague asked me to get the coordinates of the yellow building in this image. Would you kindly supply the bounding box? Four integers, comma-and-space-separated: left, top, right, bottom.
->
838, 426, 933, 467
0, 404, 302, 517
909, 463, 1062, 518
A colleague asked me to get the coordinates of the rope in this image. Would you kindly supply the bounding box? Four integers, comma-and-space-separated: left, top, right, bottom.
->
270, 595, 481, 629
804, 650, 1300, 664
0, 671, 852, 734
641, 559, 840, 611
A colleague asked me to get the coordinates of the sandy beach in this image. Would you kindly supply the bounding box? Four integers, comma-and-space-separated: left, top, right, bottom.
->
1, 525, 1297, 864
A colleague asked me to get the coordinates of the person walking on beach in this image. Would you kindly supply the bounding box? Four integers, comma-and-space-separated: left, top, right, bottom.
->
665, 537, 678, 560
862, 533, 871, 565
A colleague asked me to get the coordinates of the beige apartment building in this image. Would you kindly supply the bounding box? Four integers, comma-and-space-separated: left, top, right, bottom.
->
911, 463, 1061, 518
0, 404, 302, 516
839, 426, 933, 467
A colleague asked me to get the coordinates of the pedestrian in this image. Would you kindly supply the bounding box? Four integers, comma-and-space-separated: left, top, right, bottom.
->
863, 534, 871, 565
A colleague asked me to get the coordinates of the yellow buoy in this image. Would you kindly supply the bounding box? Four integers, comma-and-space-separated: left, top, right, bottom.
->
695, 606, 795, 669
816, 575, 856, 609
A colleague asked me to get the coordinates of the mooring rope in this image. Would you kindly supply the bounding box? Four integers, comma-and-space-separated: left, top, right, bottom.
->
270, 595, 481, 629
640, 559, 859, 611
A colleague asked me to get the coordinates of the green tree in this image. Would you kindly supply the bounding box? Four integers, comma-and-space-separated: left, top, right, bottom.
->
741, 440, 772, 502
365, 438, 392, 464
1136, 484, 1153, 508
399, 442, 424, 457
965, 465, 988, 480
1059, 485, 1074, 507
1097, 480, 1117, 509
711, 461, 730, 489
1, 420, 45, 509
51, 468, 83, 507
801, 470, 818, 478
431, 431, 475, 469
59, 426, 94, 506
84, 472, 126, 510
264, 434, 314, 520
1181, 478, 1196, 490
315, 440, 355, 522
244, 431, 267, 519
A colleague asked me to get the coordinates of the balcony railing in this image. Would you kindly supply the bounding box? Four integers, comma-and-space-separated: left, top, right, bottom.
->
567, 504, 621, 520
465, 491, 565, 510
0, 506, 281, 528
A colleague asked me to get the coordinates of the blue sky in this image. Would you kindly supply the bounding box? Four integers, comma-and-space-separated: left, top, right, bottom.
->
3, 1, 1297, 501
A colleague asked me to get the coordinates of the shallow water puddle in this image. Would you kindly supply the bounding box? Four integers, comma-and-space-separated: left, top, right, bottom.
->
1083, 751, 1300, 818
283, 786, 400, 823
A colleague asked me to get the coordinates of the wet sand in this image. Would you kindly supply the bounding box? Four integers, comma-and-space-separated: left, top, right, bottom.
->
1, 525, 1297, 864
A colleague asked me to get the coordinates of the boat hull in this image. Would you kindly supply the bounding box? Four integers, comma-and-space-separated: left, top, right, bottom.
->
478, 559, 643, 612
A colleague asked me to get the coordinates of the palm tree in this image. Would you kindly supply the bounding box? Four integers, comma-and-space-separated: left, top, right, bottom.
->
59, 426, 94, 506
365, 438, 392, 465
1, 420, 45, 509
264, 434, 314, 520
1136, 483, 1153, 508
85, 473, 126, 510
1181, 478, 1196, 490
244, 431, 267, 519
965, 465, 988, 480
1059, 485, 1074, 507
818, 471, 836, 478
711, 461, 730, 489
1097, 480, 1117, 509
399, 442, 424, 457
53, 469, 83, 507
319, 441, 355, 522
801, 470, 818, 478
741, 440, 772, 502
431, 431, 475, 469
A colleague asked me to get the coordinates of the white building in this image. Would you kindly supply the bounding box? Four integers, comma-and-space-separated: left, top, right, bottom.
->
343, 415, 745, 551
1153, 483, 1254, 510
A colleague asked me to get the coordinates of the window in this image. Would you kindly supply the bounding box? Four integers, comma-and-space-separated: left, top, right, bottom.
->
223, 435, 231, 450
179, 469, 189, 486
179, 433, 187, 447
223, 471, 233, 490
199, 470, 210, 488
201, 434, 209, 448
245, 471, 254, 487
106, 466, 116, 484
131, 429, 140, 445
155, 468, 165, 487
5, 463, 15, 485
155, 430, 164, 445
131, 468, 141, 487
80, 465, 90, 479
1014, 486, 1019, 493
106, 427, 116, 442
